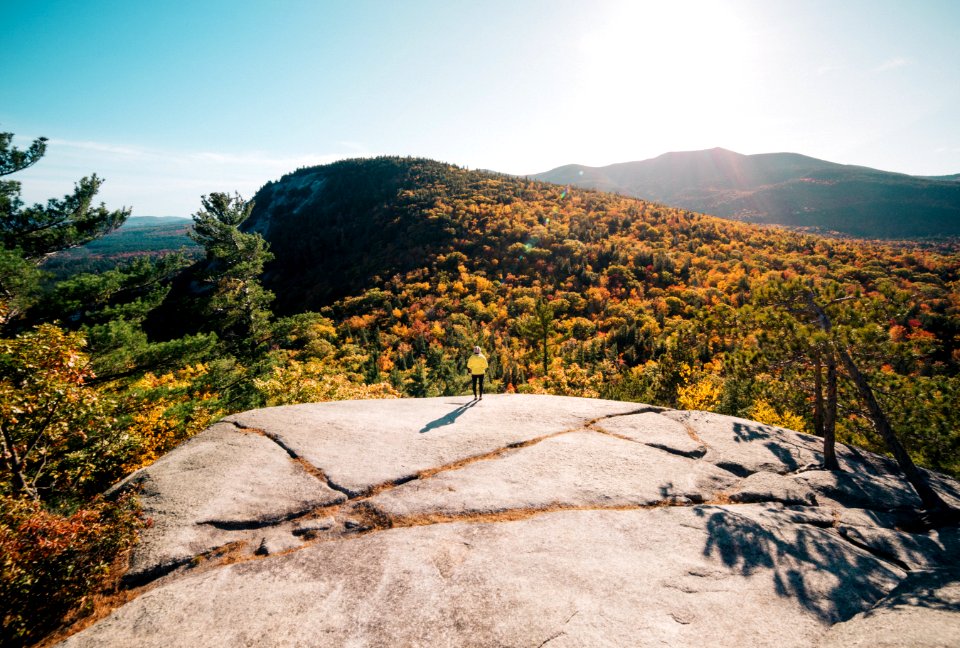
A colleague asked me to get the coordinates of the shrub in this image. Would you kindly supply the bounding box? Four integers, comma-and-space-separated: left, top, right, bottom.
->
0, 494, 142, 646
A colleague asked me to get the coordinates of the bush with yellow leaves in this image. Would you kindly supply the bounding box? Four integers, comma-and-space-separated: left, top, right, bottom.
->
254, 358, 399, 406
748, 399, 810, 433
676, 363, 724, 412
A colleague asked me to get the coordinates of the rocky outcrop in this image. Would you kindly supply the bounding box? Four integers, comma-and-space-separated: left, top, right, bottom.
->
60, 395, 960, 647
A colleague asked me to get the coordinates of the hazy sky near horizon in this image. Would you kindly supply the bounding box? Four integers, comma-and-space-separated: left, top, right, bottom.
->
2, 0, 959, 216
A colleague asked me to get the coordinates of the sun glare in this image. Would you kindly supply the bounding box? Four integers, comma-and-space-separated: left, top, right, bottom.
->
575, 1, 760, 160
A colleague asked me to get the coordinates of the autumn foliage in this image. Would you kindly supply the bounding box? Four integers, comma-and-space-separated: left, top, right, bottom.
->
2, 152, 960, 643
0, 493, 142, 645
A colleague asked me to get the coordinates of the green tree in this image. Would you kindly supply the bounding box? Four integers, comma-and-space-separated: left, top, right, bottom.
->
0, 133, 128, 261
517, 298, 556, 375
804, 293, 950, 514
190, 193, 275, 354
762, 277, 951, 513
0, 132, 129, 331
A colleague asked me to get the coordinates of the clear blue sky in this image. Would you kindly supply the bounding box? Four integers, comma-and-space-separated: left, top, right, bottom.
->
2, 0, 959, 216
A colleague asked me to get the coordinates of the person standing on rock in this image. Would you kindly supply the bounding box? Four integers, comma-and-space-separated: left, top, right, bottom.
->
467, 346, 488, 400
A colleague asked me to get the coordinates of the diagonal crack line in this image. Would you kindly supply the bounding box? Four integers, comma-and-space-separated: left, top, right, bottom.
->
656, 412, 709, 446
228, 420, 355, 498
197, 505, 321, 531
363, 496, 742, 533
121, 540, 249, 588
587, 409, 710, 459
588, 425, 707, 459
645, 442, 708, 459
534, 608, 579, 647
397, 427, 592, 487
583, 406, 671, 427
536, 630, 565, 648
834, 527, 912, 572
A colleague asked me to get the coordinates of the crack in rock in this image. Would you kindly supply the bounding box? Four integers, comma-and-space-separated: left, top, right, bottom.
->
123, 540, 250, 588
644, 442, 709, 459
535, 610, 580, 647
230, 421, 356, 498
715, 462, 757, 478
62, 398, 960, 648
197, 505, 320, 531
835, 527, 914, 572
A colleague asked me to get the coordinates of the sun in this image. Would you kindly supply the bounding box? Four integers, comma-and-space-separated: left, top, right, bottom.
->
573, 0, 761, 159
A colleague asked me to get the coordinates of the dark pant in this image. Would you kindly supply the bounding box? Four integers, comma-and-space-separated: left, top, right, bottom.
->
471, 374, 484, 398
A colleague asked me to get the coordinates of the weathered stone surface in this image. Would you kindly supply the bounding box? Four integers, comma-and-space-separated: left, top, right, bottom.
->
593, 410, 707, 458
797, 470, 923, 511
729, 471, 818, 506
226, 394, 642, 496
818, 567, 960, 647
56, 396, 960, 646
113, 422, 345, 581
925, 470, 960, 510
661, 410, 825, 475
838, 507, 920, 530
291, 516, 335, 537
366, 431, 737, 519
837, 525, 954, 570
59, 507, 905, 648
253, 530, 303, 557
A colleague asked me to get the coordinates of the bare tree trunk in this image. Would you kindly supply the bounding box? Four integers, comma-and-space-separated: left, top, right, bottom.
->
805, 293, 946, 511
823, 351, 840, 471
835, 346, 946, 511
1, 424, 34, 499
813, 351, 824, 436
812, 348, 840, 470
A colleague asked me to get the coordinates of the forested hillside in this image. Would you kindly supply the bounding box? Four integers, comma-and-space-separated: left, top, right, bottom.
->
41, 216, 199, 278
242, 158, 959, 474
3, 149, 960, 644
533, 148, 960, 238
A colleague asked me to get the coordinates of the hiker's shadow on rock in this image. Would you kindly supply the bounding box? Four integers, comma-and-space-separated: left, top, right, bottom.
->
420, 400, 478, 433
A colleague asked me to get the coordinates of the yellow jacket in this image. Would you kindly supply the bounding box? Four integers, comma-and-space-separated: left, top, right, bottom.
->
467, 354, 488, 375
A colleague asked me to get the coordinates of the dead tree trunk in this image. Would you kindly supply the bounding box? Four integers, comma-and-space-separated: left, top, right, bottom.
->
813, 349, 840, 470
834, 347, 947, 511
813, 352, 824, 436
823, 351, 839, 471
804, 293, 947, 512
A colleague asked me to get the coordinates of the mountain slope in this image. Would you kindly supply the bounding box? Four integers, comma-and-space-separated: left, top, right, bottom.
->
42, 216, 199, 277
216, 157, 960, 477
532, 148, 960, 238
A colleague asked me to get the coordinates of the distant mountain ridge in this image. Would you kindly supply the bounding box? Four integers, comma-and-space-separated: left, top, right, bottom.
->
42, 215, 199, 277
532, 148, 960, 238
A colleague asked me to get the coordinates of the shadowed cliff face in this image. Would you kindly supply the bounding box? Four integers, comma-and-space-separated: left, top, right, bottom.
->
242, 158, 463, 314
59, 395, 960, 647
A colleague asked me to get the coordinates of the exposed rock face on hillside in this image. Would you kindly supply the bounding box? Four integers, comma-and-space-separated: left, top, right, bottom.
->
60, 395, 960, 647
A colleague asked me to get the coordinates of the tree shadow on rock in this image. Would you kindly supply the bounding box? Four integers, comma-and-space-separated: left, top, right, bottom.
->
731, 421, 773, 443
696, 505, 905, 623
866, 563, 960, 614
731, 421, 823, 472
